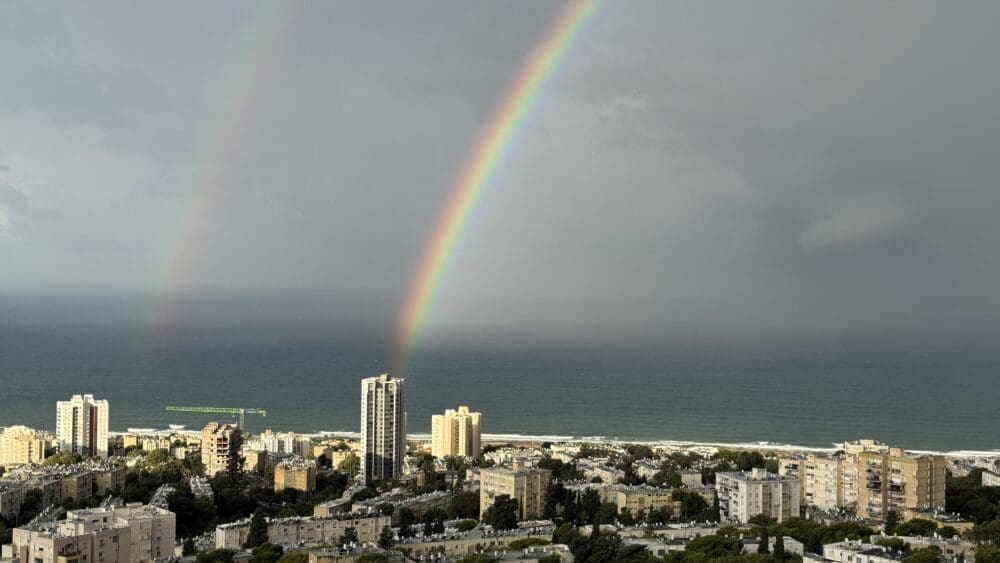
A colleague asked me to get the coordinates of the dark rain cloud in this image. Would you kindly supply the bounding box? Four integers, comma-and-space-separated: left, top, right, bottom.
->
1, 0, 998, 342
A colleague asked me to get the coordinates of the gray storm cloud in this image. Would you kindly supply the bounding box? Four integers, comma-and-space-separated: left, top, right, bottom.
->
1, 0, 999, 342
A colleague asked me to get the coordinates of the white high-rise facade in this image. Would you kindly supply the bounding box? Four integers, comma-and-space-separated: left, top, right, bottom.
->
360, 374, 406, 484
55, 394, 109, 460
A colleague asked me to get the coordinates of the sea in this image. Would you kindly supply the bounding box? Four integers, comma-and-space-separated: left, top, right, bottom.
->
1, 323, 998, 453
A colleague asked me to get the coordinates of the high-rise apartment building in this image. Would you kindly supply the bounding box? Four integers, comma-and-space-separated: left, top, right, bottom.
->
431, 406, 482, 458
360, 373, 406, 484
201, 422, 243, 477
56, 394, 109, 460
480, 463, 552, 521
0, 426, 48, 467
716, 469, 800, 524
779, 455, 846, 511
856, 449, 946, 521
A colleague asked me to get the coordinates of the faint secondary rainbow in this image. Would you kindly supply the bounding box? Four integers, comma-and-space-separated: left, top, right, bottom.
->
149, 2, 301, 332
394, 0, 602, 373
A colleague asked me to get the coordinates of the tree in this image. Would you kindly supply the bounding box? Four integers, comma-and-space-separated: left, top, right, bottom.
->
580, 489, 602, 524
338, 526, 359, 545
685, 534, 743, 558
338, 453, 360, 474
423, 520, 434, 536
939, 525, 958, 538
377, 525, 394, 549
250, 543, 284, 563
447, 490, 481, 519
146, 449, 171, 465
650, 466, 682, 488
672, 490, 709, 521
875, 537, 909, 552
484, 494, 520, 530
456, 519, 478, 532
885, 510, 901, 534
183, 538, 197, 556
758, 526, 770, 554
773, 532, 785, 561
508, 538, 549, 550
618, 508, 635, 526
276, 553, 309, 563
244, 510, 269, 549
895, 518, 938, 537
398, 508, 416, 538
43, 452, 84, 466
967, 520, 1000, 545
543, 481, 566, 519
975, 545, 1000, 563
196, 549, 236, 563
904, 546, 941, 563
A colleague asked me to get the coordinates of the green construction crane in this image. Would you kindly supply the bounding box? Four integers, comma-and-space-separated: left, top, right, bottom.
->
164, 405, 267, 429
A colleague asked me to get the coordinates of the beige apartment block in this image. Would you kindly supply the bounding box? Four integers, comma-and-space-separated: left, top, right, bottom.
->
201, 422, 243, 477
0, 484, 25, 520
716, 469, 800, 524
215, 512, 391, 550
0, 426, 48, 467
274, 458, 318, 492
431, 406, 482, 458
856, 450, 946, 521
94, 465, 127, 497
6, 518, 131, 563
67, 503, 176, 563
479, 464, 552, 521
779, 455, 846, 511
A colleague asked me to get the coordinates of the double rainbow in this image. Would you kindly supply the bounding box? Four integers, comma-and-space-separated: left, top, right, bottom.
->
394, 0, 603, 373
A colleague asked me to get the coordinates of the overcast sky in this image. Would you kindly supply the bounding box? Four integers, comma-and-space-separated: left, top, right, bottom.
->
2, 1, 1000, 342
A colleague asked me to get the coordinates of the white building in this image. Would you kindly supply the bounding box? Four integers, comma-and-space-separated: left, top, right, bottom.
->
56, 394, 110, 460
983, 469, 1000, 487
823, 540, 906, 563
716, 468, 800, 524
360, 374, 406, 484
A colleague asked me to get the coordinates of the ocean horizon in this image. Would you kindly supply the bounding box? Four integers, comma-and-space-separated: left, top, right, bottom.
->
2, 322, 998, 453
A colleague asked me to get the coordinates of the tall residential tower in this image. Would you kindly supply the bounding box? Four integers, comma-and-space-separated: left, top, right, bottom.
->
431, 406, 482, 458
55, 394, 109, 460
360, 374, 406, 484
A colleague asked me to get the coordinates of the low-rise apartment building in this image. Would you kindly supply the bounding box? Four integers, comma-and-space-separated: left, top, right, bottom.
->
716, 469, 800, 524
5, 519, 131, 563
216, 512, 391, 550
274, 458, 317, 493
480, 464, 552, 521
66, 503, 176, 562
823, 539, 906, 563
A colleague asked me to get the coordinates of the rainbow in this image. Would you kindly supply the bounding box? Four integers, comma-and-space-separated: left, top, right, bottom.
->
394, 0, 603, 373
149, 2, 301, 331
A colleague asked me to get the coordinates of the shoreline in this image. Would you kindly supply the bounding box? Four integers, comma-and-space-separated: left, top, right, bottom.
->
112, 427, 1000, 459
